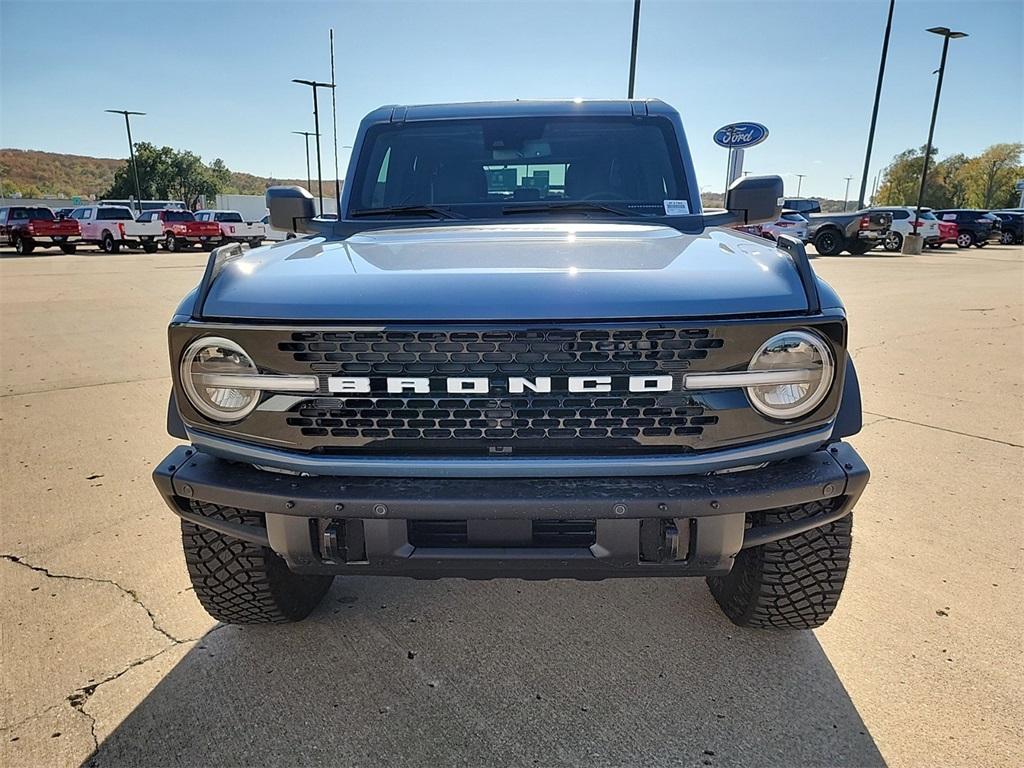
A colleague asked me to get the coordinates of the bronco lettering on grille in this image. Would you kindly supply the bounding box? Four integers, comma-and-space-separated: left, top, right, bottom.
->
326, 376, 676, 395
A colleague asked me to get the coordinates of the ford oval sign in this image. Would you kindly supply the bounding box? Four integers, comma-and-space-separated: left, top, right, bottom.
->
714, 122, 769, 149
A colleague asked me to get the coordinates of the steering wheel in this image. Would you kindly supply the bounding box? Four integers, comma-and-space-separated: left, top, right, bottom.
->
580, 191, 629, 201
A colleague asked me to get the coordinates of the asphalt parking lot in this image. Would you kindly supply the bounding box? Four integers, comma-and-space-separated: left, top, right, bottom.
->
1, 241, 1022, 768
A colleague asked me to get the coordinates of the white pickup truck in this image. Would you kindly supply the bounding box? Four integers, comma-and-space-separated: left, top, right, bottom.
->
69, 205, 163, 253
194, 210, 266, 247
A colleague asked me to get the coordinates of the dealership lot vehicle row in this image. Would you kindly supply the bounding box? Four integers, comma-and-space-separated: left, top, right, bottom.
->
1, 243, 1021, 767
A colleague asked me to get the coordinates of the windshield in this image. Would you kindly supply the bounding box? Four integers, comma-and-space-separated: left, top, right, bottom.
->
98, 207, 134, 220
349, 116, 690, 218
164, 211, 195, 222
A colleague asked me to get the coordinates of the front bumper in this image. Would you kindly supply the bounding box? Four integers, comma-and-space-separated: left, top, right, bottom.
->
153, 441, 869, 580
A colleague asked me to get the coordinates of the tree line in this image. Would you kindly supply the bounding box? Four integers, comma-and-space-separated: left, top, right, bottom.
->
874, 143, 1022, 210
102, 143, 233, 210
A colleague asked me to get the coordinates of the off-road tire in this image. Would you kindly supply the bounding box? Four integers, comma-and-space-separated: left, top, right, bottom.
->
813, 229, 844, 257
707, 501, 852, 630
181, 503, 334, 624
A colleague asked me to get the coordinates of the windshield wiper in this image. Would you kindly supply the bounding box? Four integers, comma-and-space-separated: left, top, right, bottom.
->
502, 201, 638, 217
349, 205, 464, 220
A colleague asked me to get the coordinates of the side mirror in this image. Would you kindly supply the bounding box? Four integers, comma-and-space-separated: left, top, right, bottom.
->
266, 186, 316, 233
725, 175, 783, 225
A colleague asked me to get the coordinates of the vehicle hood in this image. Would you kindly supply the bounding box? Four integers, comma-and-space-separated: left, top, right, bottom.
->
200, 223, 811, 321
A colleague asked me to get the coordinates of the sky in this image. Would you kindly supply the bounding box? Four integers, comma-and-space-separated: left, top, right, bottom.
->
1, 0, 1021, 201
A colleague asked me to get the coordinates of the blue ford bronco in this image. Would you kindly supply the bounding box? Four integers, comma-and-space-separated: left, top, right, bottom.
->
154, 99, 868, 629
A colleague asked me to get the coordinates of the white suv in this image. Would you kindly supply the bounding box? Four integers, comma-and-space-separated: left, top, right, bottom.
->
871, 207, 940, 251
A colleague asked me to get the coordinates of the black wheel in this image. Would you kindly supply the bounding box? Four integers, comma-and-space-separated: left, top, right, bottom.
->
164, 233, 179, 252
249, 238, 262, 248
142, 241, 158, 254
956, 231, 974, 248
882, 231, 903, 252
14, 235, 34, 255
101, 233, 120, 254
707, 501, 853, 630
181, 503, 334, 625
813, 229, 843, 257
60, 243, 77, 254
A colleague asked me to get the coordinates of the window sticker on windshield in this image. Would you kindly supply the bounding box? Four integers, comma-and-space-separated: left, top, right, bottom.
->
663, 200, 690, 216
942, 213, 956, 220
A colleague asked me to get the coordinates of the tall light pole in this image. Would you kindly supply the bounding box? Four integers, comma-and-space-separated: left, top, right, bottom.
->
329, 29, 342, 216
858, 0, 895, 209
843, 176, 853, 211
910, 27, 968, 240
292, 78, 336, 214
105, 109, 145, 213
796, 174, 806, 196
291, 131, 319, 193
627, 0, 641, 98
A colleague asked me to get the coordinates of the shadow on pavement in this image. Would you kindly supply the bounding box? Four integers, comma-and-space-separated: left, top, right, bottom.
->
84, 578, 885, 767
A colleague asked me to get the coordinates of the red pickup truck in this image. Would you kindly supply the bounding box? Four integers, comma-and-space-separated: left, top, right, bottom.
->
0, 205, 80, 254
136, 209, 222, 251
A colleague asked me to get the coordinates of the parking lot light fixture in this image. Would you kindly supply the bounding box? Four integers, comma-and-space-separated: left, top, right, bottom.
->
858, 0, 895, 210
292, 78, 336, 214
105, 109, 145, 214
796, 174, 806, 196
909, 27, 967, 242
291, 131, 320, 194
843, 176, 853, 211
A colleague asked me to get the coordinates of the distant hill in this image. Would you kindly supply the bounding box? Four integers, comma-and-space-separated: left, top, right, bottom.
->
0, 148, 336, 200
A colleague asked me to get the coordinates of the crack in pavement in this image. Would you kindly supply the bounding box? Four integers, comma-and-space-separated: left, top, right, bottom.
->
1, 553, 184, 644
70, 624, 229, 761
851, 321, 1023, 356
1, 375, 170, 399
861, 411, 1024, 448
3, 617, 227, 759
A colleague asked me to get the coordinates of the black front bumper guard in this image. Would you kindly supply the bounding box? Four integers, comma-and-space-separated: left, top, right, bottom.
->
153, 442, 868, 579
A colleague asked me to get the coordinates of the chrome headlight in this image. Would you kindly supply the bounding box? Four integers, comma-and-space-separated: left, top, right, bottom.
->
180, 337, 260, 422
746, 330, 834, 419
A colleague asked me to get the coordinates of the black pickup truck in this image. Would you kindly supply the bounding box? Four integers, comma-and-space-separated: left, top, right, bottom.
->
154, 99, 869, 631
806, 209, 892, 256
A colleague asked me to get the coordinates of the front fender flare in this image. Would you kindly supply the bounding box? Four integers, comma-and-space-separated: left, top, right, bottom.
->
833, 356, 863, 439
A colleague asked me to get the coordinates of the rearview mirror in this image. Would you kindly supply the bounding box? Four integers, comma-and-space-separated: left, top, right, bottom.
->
725, 175, 783, 225
266, 186, 317, 233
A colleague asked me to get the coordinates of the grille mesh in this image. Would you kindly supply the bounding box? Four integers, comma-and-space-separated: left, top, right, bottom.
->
288, 395, 718, 442
269, 326, 728, 453
279, 328, 724, 376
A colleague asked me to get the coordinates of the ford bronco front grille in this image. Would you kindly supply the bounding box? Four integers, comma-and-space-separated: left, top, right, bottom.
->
171, 319, 846, 457
271, 326, 725, 454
